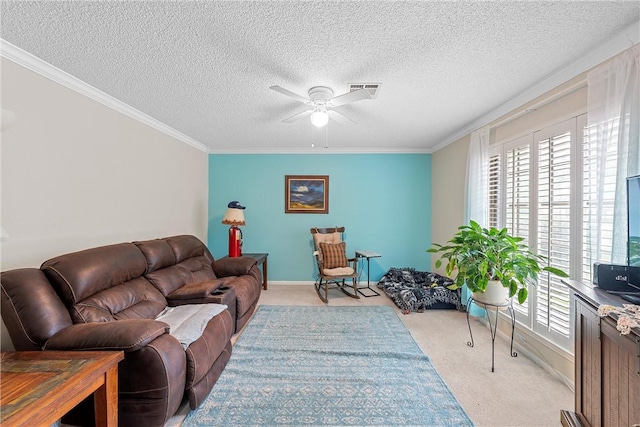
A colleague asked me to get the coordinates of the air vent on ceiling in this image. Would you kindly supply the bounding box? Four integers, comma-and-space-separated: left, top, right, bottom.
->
349, 83, 381, 99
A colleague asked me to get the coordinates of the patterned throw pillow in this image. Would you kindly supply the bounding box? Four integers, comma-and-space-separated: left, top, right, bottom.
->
319, 242, 348, 269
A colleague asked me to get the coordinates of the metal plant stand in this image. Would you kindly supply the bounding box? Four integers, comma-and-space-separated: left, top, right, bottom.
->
466, 296, 518, 372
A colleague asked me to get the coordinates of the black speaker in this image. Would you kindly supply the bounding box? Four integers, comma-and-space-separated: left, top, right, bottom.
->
593, 263, 640, 292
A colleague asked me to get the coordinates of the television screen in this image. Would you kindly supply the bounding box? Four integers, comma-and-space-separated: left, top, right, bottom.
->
629, 175, 640, 268
628, 175, 640, 292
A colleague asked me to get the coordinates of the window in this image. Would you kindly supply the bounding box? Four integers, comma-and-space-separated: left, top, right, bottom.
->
536, 125, 573, 339
503, 136, 532, 318
490, 117, 588, 349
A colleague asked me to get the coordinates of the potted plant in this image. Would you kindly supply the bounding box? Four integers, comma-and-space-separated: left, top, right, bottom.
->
427, 220, 568, 305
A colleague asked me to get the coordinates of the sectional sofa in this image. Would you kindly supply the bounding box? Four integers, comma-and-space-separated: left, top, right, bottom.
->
0, 235, 262, 426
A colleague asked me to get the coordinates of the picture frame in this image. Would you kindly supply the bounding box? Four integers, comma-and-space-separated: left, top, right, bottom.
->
285, 175, 329, 214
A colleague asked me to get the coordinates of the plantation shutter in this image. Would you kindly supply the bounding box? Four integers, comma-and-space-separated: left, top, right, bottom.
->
535, 122, 573, 340
504, 137, 531, 317
491, 114, 611, 351
488, 154, 501, 228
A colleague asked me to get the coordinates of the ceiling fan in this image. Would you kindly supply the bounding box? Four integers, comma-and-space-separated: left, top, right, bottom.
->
269, 85, 372, 127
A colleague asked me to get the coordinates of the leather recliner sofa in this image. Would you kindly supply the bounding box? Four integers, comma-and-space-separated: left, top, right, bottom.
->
0, 235, 262, 426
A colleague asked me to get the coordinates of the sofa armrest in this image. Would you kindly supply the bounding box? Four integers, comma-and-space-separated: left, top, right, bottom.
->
212, 256, 257, 277
166, 280, 225, 301
43, 319, 170, 352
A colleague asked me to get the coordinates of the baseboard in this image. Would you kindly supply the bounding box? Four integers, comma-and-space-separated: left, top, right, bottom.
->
267, 281, 380, 287
267, 281, 316, 286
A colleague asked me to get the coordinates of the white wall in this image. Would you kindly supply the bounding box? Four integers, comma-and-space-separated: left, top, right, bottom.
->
430, 134, 468, 274
0, 58, 209, 350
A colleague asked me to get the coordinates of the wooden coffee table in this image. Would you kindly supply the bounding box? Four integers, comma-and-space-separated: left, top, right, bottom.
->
0, 350, 124, 427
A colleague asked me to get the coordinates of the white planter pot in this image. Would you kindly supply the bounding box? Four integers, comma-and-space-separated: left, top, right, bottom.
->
473, 280, 509, 306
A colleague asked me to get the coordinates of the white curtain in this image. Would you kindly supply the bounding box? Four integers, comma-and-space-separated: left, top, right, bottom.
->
463, 126, 490, 315
587, 44, 640, 265
464, 126, 490, 227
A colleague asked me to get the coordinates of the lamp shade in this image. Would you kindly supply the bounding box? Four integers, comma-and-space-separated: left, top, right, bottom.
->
222, 208, 245, 226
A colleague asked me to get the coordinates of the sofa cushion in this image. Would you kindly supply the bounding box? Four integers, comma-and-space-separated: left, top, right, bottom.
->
166, 235, 214, 264
41, 243, 168, 324
142, 236, 217, 297
42, 243, 148, 305
134, 239, 177, 273
146, 261, 216, 297
71, 277, 167, 323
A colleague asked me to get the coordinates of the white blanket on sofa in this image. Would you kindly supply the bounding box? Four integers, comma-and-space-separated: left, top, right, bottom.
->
156, 304, 227, 350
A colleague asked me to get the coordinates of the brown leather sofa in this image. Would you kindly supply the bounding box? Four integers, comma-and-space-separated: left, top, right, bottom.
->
0, 235, 262, 427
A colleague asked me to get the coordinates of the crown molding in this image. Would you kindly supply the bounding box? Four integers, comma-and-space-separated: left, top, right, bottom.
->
432, 20, 640, 153
208, 147, 432, 154
0, 39, 210, 153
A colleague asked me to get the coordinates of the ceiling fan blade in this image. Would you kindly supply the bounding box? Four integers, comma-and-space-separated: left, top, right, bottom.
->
329, 89, 372, 107
328, 109, 357, 125
282, 109, 312, 123
269, 85, 310, 104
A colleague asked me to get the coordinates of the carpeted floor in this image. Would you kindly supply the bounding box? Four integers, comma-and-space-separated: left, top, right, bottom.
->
181, 305, 473, 426
167, 284, 573, 426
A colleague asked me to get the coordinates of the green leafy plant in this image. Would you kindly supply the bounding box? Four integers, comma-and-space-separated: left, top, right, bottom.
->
427, 220, 568, 304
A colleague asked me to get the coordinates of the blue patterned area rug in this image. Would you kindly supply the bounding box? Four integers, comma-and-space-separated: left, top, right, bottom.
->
182, 305, 473, 426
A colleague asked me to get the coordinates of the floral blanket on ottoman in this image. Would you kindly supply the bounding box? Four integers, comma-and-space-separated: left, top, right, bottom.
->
377, 267, 465, 314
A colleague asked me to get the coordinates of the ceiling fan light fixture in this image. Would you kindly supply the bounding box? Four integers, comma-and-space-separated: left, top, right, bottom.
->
310, 107, 329, 128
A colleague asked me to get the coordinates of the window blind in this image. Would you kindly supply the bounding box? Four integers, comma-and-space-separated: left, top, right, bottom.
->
537, 131, 572, 338
505, 143, 531, 317
488, 154, 501, 228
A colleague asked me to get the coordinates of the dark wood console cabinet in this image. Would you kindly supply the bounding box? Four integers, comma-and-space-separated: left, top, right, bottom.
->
562, 279, 640, 427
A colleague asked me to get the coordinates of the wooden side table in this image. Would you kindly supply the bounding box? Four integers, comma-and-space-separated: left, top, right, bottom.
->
222, 253, 269, 290
0, 350, 124, 427
242, 253, 268, 290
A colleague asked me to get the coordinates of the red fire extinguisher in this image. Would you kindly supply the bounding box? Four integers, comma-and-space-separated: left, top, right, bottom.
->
228, 225, 243, 257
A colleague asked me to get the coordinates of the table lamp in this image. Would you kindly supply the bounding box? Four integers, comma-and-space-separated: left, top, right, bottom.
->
222, 201, 245, 257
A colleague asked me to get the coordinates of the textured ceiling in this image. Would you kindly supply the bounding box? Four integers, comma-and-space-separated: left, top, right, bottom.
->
1, 1, 639, 153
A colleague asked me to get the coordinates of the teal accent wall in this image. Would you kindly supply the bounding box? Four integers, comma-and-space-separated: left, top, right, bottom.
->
208, 154, 432, 282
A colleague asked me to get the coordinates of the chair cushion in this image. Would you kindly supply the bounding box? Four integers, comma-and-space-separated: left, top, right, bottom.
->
313, 232, 341, 263
322, 266, 355, 276
313, 231, 341, 246
319, 242, 348, 268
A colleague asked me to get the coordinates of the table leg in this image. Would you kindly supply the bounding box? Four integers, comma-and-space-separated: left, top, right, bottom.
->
94, 364, 119, 427
467, 297, 517, 372
262, 257, 268, 290
487, 305, 499, 372
507, 304, 518, 358
466, 296, 475, 348
356, 256, 380, 297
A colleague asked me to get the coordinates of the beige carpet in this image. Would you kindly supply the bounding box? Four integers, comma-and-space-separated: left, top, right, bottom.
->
168, 284, 573, 426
